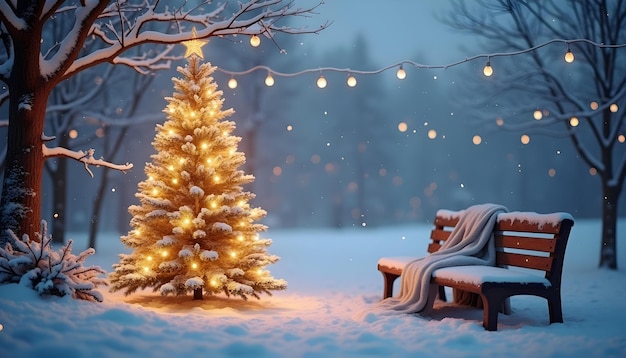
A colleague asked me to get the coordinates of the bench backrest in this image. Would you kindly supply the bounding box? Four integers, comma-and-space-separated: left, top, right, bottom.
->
428, 210, 574, 286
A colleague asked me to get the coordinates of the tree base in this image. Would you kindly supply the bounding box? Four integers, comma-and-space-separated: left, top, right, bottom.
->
193, 288, 203, 300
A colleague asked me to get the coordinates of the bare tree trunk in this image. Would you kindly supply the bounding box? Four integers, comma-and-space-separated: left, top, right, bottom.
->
0, 99, 48, 243
87, 171, 109, 250
50, 135, 69, 244
0, 29, 50, 244
600, 183, 619, 269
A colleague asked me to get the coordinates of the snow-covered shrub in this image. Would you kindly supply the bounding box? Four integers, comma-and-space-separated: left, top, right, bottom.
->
0, 221, 107, 302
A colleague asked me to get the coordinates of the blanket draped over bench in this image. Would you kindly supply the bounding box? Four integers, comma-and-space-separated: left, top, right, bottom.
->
376, 203, 507, 314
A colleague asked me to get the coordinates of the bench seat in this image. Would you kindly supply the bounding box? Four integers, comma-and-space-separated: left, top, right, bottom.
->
432, 266, 551, 286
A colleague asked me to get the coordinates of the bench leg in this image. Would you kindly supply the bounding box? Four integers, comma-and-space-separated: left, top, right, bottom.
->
547, 291, 563, 324
380, 271, 399, 299
480, 293, 502, 331
438, 285, 447, 302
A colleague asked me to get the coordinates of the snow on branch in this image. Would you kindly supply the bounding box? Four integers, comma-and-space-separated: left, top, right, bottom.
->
42, 140, 133, 178
63, 0, 329, 78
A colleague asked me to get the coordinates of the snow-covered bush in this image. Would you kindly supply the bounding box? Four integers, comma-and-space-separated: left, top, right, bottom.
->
0, 221, 107, 302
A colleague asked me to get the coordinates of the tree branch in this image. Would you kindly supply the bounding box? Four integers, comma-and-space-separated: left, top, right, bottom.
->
61, 0, 329, 79
41, 143, 133, 178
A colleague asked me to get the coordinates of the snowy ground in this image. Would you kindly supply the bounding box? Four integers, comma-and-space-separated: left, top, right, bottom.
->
1, 218, 625, 357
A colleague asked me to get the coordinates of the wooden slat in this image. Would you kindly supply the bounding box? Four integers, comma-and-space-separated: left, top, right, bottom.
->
377, 264, 402, 276
434, 215, 460, 227
496, 251, 553, 271
496, 219, 561, 234
430, 229, 451, 241
495, 234, 556, 253
427, 242, 441, 254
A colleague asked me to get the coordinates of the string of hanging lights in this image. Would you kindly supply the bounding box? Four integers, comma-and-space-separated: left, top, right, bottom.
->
217, 38, 626, 89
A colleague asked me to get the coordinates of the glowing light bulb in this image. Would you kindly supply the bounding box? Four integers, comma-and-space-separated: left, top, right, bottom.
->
346, 75, 357, 87
610, 104, 619, 113
483, 61, 493, 77
570, 116, 579, 127
237, 235, 244, 241
230, 252, 236, 258
192, 263, 198, 269
250, 35, 260, 47
147, 256, 153, 261
214, 175, 220, 183
564, 49, 574, 63
161, 250, 168, 257
201, 142, 208, 150
533, 110, 543, 120
228, 78, 238, 89
396, 66, 406, 80
172, 178, 178, 184
265, 74, 275, 87
143, 267, 149, 272
317, 75, 327, 88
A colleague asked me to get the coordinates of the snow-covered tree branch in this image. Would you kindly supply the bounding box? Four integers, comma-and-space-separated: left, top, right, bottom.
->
42, 142, 133, 178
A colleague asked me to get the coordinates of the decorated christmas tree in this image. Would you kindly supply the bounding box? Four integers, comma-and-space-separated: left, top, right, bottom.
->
109, 38, 286, 300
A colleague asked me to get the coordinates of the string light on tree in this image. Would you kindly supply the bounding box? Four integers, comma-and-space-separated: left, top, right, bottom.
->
228, 77, 238, 89
317, 74, 327, 88
483, 60, 493, 77
346, 74, 357, 87
564, 46, 575, 63
396, 65, 406, 80
217, 39, 625, 90
110, 32, 286, 301
250, 35, 261, 47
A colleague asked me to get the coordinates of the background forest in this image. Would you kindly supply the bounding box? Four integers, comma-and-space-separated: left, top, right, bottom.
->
0, 1, 622, 249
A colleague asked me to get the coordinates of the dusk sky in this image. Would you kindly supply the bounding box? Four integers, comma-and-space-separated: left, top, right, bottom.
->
296, 1, 474, 65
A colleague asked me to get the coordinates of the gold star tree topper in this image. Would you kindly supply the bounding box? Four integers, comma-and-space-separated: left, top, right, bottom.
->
182, 28, 208, 59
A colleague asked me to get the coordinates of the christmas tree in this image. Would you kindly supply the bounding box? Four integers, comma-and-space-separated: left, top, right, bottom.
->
109, 40, 286, 300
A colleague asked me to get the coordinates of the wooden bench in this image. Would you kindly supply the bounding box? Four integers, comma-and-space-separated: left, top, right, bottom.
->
377, 209, 574, 331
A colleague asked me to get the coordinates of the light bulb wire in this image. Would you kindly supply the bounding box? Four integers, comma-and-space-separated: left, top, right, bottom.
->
216, 38, 625, 79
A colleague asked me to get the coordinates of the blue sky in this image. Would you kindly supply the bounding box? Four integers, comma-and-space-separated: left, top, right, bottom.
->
295, 0, 474, 65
